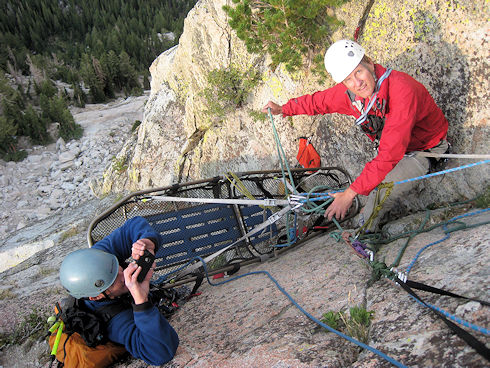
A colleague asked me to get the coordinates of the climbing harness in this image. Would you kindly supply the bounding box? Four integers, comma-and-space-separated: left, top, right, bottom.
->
354, 68, 392, 126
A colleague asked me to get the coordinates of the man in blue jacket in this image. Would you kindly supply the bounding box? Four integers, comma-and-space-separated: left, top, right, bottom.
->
59, 216, 179, 365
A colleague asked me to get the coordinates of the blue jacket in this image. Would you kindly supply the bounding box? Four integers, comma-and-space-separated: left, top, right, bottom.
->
84, 216, 179, 365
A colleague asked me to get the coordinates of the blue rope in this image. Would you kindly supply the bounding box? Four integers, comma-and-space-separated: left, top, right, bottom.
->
403, 208, 490, 336
298, 161, 489, 212
194, 256, 408, 368
272, 212, 298, 248
408, 294, 490, 335
395, 160, 489, 186
419, 299, 490, 336
405, 208, 490, 275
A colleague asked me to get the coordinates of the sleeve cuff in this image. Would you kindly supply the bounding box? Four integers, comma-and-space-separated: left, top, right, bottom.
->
132, 301, 153, 312
147, 236, 159, 253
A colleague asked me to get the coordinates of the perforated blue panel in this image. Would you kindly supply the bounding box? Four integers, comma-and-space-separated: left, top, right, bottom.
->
147, 203, 242, 267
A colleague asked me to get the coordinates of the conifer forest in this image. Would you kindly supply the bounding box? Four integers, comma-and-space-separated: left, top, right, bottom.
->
0, 0, 197, 161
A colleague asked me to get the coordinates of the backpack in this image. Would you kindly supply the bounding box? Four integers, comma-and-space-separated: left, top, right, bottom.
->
48, 332, 127, 368
296, 137, 321, 170
47, 296, 129, 368
47, 285, 194, 368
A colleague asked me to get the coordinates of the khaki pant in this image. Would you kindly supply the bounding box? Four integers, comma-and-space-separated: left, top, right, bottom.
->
361, 140, 449, 232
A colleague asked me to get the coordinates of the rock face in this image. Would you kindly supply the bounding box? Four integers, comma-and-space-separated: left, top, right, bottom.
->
0, 202, 488, 368
98, 0, 488, 214
1, 1, 489, 367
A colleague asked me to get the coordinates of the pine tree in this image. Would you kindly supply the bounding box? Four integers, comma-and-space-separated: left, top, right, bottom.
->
0, 115, 17, 153
80, 54, 106, 102
118, 51, 139, 92
223, 0, 346, 72
22, 104, 49, 144
72, 82, 87, 108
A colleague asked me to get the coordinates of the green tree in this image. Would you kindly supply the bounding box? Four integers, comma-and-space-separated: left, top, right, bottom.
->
72, 82, 87, 108
101, 50, 120, 89
0, 0, 199, 154
22, 104, 49, 144
41, 95, 83, 141
0, 115, 18, 154
201, 64, 260, 121
34, 79, 57, 98
118, 51, 140, 95
223, 0, 347, 72
1, 89, 25, 130
80, 54, 106, 103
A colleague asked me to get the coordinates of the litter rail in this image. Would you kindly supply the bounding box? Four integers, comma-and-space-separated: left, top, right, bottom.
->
87, 167, 358, 279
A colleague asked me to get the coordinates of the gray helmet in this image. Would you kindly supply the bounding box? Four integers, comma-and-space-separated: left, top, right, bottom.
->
59, 248, 119, 298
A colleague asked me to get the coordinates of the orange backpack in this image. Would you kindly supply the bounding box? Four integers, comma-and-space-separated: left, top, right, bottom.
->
296, 137, 321, 169
47, 296, 128, 368
48, 332, 127, 368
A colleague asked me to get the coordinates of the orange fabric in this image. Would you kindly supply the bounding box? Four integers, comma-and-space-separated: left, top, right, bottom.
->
296, 138, 321, 169
49, 332, 127, 368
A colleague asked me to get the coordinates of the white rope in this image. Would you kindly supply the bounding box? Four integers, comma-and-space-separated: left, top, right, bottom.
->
416, 152, 490, 159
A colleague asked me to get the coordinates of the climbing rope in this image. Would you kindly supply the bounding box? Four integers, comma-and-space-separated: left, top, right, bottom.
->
268, 109, 297, 196
416, 152, 490, 159
225, 171, 259, 203
222, 114, 490, 361
326, 203, 490, 338
382, 208, 490, 338
412, 296, 490, 336
160, 112, 489, 364
190, 256, 408, 368
405, 208, 490, 275
389, 210, 431, 268
394, 159, 489, 186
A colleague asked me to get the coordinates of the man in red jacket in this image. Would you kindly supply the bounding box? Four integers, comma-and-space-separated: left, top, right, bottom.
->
263, 40, 448, 239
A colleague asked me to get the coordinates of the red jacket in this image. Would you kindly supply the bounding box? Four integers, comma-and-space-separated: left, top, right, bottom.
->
282, 64, 448, 195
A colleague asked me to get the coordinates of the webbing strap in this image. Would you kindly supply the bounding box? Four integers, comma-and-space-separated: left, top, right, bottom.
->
355, 182, 393, 237
395, 277, 490, 361
406, 280, 490, 307
355, 68, 392, 126
150, 194, 291, 207
189, 274, 204, 297
94, 297, 131, 324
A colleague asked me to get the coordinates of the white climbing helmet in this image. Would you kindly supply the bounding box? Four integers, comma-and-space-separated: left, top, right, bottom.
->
324, 40, 365, 83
